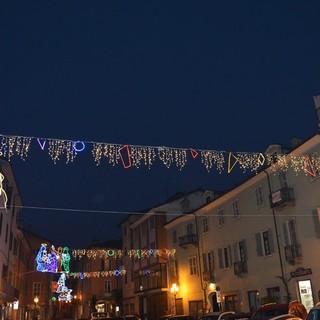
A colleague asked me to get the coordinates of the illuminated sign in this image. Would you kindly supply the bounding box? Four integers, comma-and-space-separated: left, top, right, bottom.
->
290, 267, 312, 278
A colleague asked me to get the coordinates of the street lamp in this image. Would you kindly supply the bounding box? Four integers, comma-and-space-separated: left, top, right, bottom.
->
170, 283, 179, 315
33, 297, 39, 320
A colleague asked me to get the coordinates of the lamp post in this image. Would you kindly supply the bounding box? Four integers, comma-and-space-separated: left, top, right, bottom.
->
170, 283, 179, 315
33, 297, 39, 320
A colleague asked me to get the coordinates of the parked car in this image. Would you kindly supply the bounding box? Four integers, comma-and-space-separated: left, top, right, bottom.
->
159, 315, 196, 320
199, 311, 236, 320
269, 314, 302, 320
251, 303, 289, 320
124, 315, 141, 320
91, 312, 110, 320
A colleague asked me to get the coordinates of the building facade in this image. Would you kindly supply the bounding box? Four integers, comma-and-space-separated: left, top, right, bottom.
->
0, 160, 24, 320
73, 239, 123, 319
120, 189, 219, 320
165, 134, 320, 316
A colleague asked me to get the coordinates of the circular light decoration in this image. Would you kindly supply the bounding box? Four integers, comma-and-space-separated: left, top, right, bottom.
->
72, 141, 85, 152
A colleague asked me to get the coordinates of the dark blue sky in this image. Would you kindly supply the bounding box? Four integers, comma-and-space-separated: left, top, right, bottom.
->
1, 1, 320, 248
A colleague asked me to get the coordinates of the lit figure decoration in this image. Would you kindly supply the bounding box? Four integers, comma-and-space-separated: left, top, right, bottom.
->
61, 247, 71, 273
35, 244, 60, 273
56, 273, 73, 301
0, 173, 8, 209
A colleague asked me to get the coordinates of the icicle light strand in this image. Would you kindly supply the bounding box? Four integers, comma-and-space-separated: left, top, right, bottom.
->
0, 133, 319, 176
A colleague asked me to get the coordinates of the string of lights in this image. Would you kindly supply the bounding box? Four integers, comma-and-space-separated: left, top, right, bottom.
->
0, 133, 317, 174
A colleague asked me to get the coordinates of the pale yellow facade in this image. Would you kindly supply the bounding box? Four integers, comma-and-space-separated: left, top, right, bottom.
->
165, 134, 320, 316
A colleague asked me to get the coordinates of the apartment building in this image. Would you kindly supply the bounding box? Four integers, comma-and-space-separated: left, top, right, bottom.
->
165, 133, 320, 316
72, 239, 123, 319
0, 160, 24, 320
0, 159, 58, 320
120, 189, 219, 320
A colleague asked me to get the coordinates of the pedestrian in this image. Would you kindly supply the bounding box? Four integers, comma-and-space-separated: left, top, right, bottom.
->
288, 300, 308, 320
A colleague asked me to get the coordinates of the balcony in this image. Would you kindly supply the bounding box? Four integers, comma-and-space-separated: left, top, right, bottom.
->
285, 243, 302, 263
178, 234, 198, 249
134, 263, 167, 293
2, 281, 19, 301
203, 270, 215, 282
234, 261, 248, 277
269, 187, 295, 209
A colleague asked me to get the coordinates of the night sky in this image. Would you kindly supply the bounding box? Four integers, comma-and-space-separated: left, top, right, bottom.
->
1, 1, 320, 248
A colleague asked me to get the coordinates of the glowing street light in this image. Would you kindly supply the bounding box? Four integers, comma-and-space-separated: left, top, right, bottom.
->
33, 297, 39, 320
170, 283, 179, 315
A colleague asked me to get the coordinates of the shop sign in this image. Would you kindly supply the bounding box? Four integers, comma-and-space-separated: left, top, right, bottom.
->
290, 267, 312, 278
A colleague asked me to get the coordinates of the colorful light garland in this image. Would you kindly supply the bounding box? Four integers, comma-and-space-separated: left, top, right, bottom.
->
71, 248, 176, 259
66, 270, 126, 279
1, 133, 319, 176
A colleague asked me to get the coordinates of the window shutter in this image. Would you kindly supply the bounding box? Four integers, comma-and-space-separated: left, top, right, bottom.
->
218, 248, 223, 269
203, 253, 208, 272
228, 245, 232, 268
268, 228, 275, 253
233, 243, 239, 262
255, 233, 263, 256
242, 240, 248, 261
282, 222, 289, 246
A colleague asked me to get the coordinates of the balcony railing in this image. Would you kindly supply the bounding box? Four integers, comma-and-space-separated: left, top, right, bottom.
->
133, 263, 167, 293
285, 243, 302, 262
202, 270, 215, 282
234, 261, 248, 276
178, 234, 198, 249
269, 187, 295, 208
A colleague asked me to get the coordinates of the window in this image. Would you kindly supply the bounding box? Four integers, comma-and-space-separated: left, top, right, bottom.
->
203, 251, 215, 282
150, 217, 155, 230
33, 282, 41, 296
255, 229, 274, 256
101, 259, 105, 271
172, 230, 177, 244
283, 219, 298, 245
104, 280, 111, 294
188, 256, 198, 276
5, 224, 8, 243
181, 198, 190, 213
218, 208, 225, 226
186, 223, 194, 235
170, 257, 178, 279
141, 222, 147, 236
267, 287, 280, 303
203, 251, 214, 272
283, 219, 301, 262
279, 172, 288, 188
203, 217, 209, 233
255, 185, 264, 207
233, 240, 247, 262
232, 199, 240, 219
218, 246, 232, 269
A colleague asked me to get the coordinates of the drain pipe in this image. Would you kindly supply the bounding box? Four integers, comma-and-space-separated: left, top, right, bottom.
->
193, 213, 208, 313
263, 170, 286, 295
